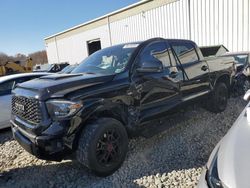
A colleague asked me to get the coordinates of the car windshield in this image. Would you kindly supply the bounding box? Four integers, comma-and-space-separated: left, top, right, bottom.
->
58, 65, 77, 74
72, 43, 139, 74
0, 80, 15, 96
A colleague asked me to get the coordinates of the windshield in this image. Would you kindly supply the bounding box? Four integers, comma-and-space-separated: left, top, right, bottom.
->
72, 44, 139, 74
59, 65, 77, 74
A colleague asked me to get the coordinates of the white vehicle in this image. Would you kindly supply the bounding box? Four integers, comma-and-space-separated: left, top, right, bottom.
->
0, 73, 51, 129
198, 90, 250, 188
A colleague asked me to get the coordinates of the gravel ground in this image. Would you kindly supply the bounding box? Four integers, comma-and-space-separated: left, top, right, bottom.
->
0, 98, 246, 188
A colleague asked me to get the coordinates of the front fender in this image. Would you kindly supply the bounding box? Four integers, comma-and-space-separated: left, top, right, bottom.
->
65, 98, 128, 150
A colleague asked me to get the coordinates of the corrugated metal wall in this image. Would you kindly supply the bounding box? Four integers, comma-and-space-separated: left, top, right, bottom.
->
111, 0, 250, 52
190, 0, 250, 51
46, 0, 250, 64
110, 0, 190, 45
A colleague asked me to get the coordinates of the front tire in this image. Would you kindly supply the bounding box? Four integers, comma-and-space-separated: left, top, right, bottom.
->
206, 82, 228, 113
76, 118, 128, 177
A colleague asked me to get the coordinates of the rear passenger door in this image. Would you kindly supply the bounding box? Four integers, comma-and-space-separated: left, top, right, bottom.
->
170, 41, 210, 100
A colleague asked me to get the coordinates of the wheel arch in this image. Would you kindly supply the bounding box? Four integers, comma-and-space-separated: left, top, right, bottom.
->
71, 103, 128, 150
214, 73, 231, 91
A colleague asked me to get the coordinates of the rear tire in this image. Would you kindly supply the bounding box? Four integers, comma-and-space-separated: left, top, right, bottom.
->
76, 118, 128, 177
206, 82, 228, 113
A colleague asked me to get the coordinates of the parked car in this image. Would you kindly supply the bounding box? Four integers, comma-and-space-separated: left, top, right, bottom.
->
33, 64, 51, 71
58, 64, 78, 74
198, 90, 250, 188
221, 52, 250, 96
34, 63, 69, 73
11, 38, 234, 176
0, 72, 52, 129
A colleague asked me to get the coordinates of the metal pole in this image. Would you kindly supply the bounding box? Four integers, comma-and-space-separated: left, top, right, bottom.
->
107, 16, 112, 46
55, 37, 60, 63
188, 0, 191, 40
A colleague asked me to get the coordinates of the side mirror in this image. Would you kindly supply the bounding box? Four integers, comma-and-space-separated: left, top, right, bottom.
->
136, 60, 163, 73
244, 89, 250, 101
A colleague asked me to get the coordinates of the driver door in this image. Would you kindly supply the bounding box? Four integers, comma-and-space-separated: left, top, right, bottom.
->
132, 40, 183, 123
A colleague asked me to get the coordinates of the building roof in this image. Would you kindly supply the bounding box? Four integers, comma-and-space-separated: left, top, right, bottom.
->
44, 0, 152, 40
44, 0, 174, 41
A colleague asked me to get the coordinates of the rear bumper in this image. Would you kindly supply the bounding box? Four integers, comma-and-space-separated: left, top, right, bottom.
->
11, 120, 69, 161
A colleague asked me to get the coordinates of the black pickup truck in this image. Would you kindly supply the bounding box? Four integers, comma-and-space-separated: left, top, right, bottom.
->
11, 38, 234, 176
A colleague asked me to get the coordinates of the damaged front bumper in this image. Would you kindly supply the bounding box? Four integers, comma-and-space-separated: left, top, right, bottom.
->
11, 120, 69, 161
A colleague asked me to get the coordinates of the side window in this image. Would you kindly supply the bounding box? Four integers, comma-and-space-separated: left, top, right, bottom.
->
171, 42, 203, 80
140, 41, 171, 69
171, 42, 199, 65
0, 80, 15, 96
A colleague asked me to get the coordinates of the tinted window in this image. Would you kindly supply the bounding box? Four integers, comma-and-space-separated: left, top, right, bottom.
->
16, 76, 38, 83
140, 41, 171, 68
171, 42, 199, 65
0, 76, 39, 96
0, 80, 15, 96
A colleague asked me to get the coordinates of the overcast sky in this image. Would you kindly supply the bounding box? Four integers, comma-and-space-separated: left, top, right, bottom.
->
0, 0, 138, 56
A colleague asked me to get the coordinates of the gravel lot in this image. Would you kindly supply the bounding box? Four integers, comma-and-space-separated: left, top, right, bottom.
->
0, 98, 246, 188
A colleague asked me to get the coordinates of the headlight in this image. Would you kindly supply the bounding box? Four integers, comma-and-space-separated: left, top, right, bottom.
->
46, 99, 83, 119
206, 149, 226, 188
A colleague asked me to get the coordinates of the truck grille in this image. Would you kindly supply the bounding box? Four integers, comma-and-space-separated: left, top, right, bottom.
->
12, 96, 41, 125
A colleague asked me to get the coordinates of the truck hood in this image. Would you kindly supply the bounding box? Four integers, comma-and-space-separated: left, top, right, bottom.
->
216, 103, 250, 188
16, 73, 115, 100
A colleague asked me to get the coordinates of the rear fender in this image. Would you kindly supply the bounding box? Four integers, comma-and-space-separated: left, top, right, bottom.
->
213, 73, 231, 91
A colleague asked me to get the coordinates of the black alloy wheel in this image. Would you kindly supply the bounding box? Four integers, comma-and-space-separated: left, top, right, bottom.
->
76, 118, 128, 177
96, 129, 122, 166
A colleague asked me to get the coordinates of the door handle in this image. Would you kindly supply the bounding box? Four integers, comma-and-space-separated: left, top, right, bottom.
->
164, 72, 179, 80
201, 65, 208, 71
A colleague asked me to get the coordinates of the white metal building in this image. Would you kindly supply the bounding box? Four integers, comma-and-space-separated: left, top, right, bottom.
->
45, 0, 250, 64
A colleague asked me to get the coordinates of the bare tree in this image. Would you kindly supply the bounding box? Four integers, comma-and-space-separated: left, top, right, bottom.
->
29, 50, 48, 66
0, 52, 9, 65
0, 50, 48, 67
